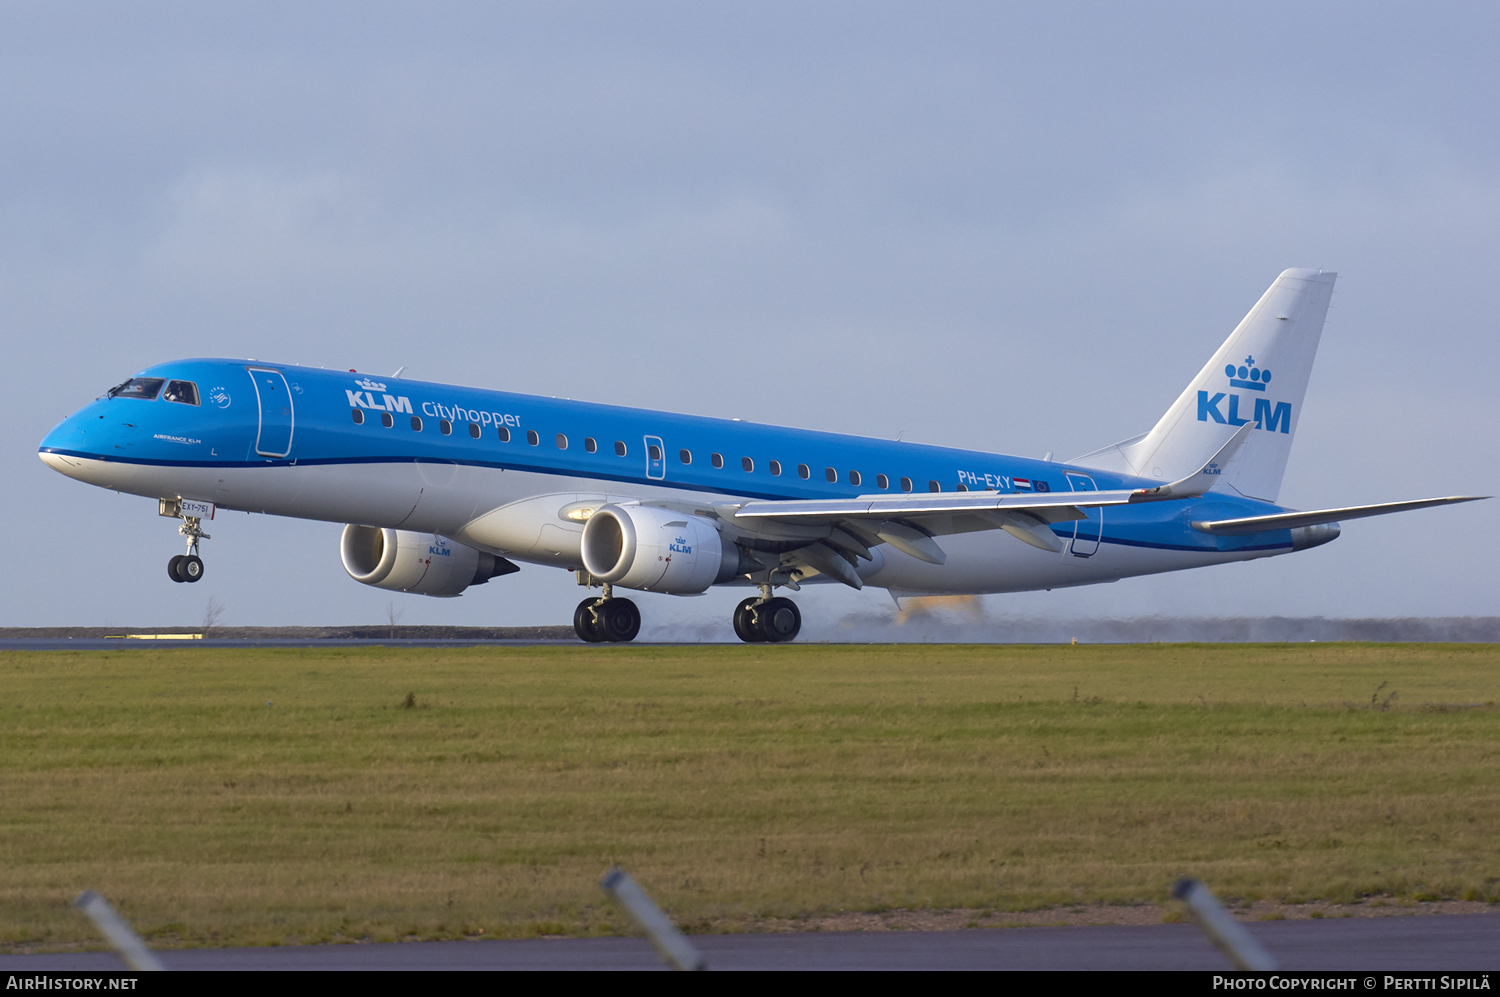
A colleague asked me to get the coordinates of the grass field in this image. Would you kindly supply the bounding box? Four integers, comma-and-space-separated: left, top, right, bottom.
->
3, 642, 1499, 949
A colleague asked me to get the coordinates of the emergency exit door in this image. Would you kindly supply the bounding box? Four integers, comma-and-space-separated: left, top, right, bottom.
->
644, 435, 665, 480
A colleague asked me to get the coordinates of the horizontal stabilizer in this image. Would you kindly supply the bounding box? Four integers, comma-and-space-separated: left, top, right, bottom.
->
1192, 495, 1488, 535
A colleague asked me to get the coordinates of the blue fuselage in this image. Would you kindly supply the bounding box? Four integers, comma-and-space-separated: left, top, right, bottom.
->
39, 359, 1299, 595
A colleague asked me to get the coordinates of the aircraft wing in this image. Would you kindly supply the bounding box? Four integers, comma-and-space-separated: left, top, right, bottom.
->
721, 427, 1256, 564
732, 488, 1129, 524
1191, 495, 1488, 535
722, 492, 1093, 564
725, 488, 1136, 563
732, 424, 1251, 524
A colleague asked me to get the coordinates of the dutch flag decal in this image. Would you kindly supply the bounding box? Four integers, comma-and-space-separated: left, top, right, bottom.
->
1013, 478, 1032, 490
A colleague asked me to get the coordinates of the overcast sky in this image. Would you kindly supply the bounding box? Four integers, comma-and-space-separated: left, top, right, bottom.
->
3, 1, 1496, 635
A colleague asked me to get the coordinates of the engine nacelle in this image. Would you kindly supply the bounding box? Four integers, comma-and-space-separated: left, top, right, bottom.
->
340, 525, 515, 597
581, 504, 742, 594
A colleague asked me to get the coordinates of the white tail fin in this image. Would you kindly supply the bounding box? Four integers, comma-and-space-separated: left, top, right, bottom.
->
1073, 268, 1336, 502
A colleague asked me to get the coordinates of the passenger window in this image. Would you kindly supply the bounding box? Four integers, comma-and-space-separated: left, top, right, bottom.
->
381, 412, 394, 428
711, 453, 724, 469
928, 480, 941, 492
470, 423, 482, 438
798, 464, 810, 479
649, 443, 662, 461
849, 470, 862, 486
497, 426, 510, 442
163, 381, 199, 405
411, 416, 423, 431
876, 474, 889, 489
956, 482, 968, 492
585, 437, 597, 453
527, 430, 539, 446
108, 377, 164, 400
614, 441, 627, 456
825, 467, 837, 483
439, 419, 452, 435
900, 476, 913, 492
769, 460, 782, 476
556, 433, 568, 449
351, 408, 365, 425
679, 449, 692, 464
741, 456, 754, 472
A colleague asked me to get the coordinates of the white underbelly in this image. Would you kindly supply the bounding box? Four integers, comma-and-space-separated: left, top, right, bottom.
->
42, 453, 1282, 595
863, 529, 1278, 595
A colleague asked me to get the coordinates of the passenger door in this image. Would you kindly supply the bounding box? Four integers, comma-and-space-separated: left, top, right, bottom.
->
1064, 471, 1101, 557
247, 367, 294, 458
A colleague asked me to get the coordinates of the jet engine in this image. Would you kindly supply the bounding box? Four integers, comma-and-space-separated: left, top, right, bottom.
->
340, 525, 517, 597
581, 504, 745, 594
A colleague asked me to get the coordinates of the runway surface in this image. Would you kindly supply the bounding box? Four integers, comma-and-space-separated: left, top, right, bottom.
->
0, 639, 579, 651
4, 915, 1497, 971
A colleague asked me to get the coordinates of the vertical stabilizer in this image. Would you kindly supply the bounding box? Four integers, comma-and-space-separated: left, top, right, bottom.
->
1072, 268, 1336, 502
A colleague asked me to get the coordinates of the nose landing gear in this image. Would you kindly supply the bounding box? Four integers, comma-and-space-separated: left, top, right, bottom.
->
733, 586, 802, 643
573, 583, 641, 643
167, 516, 210, 583
167, 553, 205, 583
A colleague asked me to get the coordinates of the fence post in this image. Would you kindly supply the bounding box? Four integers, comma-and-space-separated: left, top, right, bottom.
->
1171, 877, 1277, 971
599, 867, 706, 971
73, 891, 167, 972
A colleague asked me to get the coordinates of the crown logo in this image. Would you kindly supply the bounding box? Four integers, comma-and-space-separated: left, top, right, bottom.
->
1225, 355, 1271, 392
354, 377, 387, 392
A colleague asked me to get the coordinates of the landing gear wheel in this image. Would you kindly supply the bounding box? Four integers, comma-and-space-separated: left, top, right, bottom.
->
573, 599, 607, 643
733, 598, 767, 643
167, 555, 186, 583
179, 555, 205, 583
760, 597, 801, 643
598, 598, 641, 642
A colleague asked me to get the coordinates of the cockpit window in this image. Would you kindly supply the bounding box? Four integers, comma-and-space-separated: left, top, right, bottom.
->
162, 381, 200, 405
107, 378, 164, 400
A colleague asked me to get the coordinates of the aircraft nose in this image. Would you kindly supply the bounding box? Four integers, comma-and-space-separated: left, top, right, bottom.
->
39, 449, 85, 476
38, 406, 102, 468
39, 422, 73, 456
39, 408, 117, 484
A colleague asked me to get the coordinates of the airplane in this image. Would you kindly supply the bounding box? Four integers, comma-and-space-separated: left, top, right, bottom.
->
37, 268, 1484, 643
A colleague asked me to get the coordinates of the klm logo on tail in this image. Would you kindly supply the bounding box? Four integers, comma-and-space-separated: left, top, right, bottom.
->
1226, 355, 1272, 391
1197, 356, 1291, 434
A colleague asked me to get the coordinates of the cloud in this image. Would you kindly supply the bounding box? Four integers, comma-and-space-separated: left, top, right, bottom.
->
3, 3, 1497, 629
144, 170, 371, 283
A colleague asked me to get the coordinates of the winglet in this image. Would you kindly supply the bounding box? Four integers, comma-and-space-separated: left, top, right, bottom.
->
1130, 423, 1253, 503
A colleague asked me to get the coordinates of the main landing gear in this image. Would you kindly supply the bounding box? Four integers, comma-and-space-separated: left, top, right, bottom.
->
569, 578, 802, 644
733, 586, 802, 643
573, 583, 641, 643
167, 516, 210, 584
